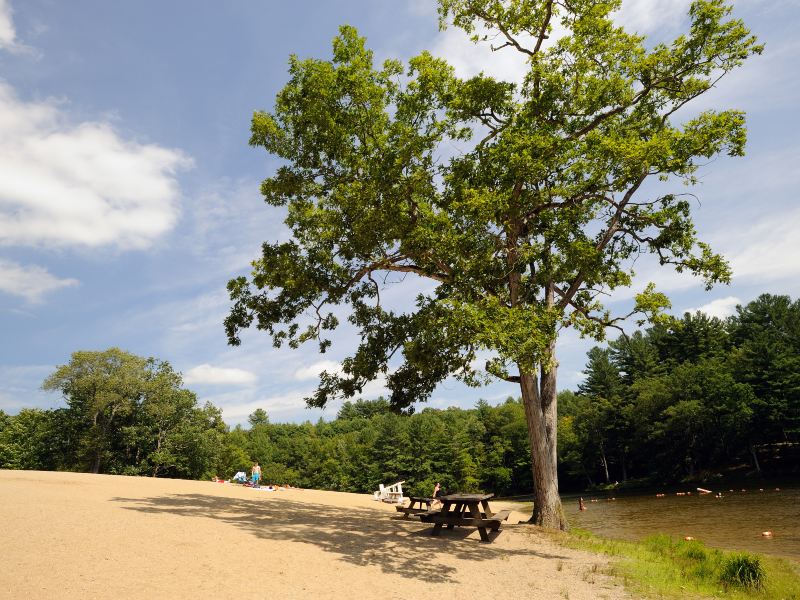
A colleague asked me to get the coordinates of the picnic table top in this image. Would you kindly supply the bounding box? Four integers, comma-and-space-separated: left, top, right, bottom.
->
439, 493, 494, 502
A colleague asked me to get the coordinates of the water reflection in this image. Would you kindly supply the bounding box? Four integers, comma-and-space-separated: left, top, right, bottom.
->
564, 486, 800, 561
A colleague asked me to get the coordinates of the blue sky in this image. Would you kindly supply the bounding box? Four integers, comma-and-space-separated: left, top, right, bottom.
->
1, 0, 798, 424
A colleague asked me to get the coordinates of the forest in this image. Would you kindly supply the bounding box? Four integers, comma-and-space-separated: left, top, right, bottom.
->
1, 293, 797, 496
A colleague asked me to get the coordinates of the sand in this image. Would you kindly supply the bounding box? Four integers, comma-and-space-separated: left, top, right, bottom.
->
1, 470, 629, 600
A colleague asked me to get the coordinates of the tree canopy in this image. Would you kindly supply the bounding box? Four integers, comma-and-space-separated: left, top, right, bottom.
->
225, 0, 760, 528
41, 348, 226, 477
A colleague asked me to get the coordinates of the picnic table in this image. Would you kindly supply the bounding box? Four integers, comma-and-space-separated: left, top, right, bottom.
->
395, 496, 434, 519
419, 493, 511, 542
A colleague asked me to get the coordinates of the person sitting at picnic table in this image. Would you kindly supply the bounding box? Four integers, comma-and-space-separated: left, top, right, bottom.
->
432, 482, 443, 508
251, 462, 262, 488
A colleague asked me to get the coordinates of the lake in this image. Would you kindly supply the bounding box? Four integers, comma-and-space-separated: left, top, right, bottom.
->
559, 485, 799, 561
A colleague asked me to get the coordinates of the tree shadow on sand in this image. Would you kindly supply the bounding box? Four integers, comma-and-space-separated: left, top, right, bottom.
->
111, 492, 568, 583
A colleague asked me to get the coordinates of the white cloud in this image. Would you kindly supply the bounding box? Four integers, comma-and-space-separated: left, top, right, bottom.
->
430, 0, 698, 82
183, 363, 257, 386
722, 209, 800, 285
0, 258, 77, 302
293, 360, 342, 381
0, 82, 192, 250
683, 296, 741, 319
431, 25, 531, 82
0, 0, 15, 49
613, 0, 692, 35
203, 388, 323, 422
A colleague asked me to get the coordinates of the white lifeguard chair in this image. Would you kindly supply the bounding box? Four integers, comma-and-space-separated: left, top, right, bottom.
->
373, 480, 405, 504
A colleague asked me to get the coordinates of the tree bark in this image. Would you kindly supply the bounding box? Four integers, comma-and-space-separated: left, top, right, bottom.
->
520, 371, 567, 530
749, 443, 761, 474
599, 441, 609, 484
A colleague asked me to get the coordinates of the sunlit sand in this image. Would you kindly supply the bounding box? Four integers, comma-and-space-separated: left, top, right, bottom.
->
1, 470, 628, 599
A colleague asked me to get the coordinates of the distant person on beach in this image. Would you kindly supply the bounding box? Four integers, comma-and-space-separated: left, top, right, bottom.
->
252, 462, 261, 487
579, 497, 587, 511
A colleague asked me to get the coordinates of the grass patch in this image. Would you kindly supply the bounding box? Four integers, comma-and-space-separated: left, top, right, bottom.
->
548, 529, 800, 599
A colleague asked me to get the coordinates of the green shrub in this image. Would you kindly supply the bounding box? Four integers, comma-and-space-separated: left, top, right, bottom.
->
720, 552, 766, 590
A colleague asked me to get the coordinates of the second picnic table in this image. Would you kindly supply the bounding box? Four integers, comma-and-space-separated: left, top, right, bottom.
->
419, 493, 510, 542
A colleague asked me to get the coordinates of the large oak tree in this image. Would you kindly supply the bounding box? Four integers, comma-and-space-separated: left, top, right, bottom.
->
225, 0, 760, 528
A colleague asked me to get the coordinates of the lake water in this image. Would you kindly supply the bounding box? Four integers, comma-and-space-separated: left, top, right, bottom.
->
561, 486, 800, 562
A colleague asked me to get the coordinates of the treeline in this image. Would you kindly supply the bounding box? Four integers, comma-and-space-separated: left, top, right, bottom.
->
0, 349, 227, 479
223, 399, 533, 496
0, 348, 535, 496
0, 294, 798, 494
558, 293, 800, 487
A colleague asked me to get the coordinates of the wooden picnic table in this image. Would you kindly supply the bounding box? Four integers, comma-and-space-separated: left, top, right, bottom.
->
419, 493, 511, 542
395, 496, 433, 519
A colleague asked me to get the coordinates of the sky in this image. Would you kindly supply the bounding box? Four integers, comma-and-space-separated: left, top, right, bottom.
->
1, 0, 798, 425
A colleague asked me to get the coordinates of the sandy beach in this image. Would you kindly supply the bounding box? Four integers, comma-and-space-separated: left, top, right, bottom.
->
1, 470, 628, 599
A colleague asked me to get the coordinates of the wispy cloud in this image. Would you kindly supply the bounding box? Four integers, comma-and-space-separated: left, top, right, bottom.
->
0, 0, 16, 50
722, 210, 800, 285
293, 360, 342, 381
183, 363, 257, 386
0, 363, 56, 411
0, 0, 34, 55
0, 258, 77, 302
683, 295, 741, 319
182, 177, 289, 275
0, 82, 192, 250
430, 25, 531, 82
612, 0, 693, 36
198, 388, 328, 422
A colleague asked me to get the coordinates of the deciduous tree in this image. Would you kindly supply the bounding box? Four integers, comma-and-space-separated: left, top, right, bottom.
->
226, 0, 760, 528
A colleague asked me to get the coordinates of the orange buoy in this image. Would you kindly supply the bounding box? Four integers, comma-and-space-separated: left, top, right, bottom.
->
762, 531, 773, 537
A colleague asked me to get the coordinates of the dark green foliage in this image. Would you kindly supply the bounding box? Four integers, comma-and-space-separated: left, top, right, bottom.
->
720, 553, 766, 590
206, 397, 535, 497
560, 298, 800, 484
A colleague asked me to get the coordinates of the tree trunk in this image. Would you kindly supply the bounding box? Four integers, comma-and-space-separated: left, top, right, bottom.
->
599, 441, 610, 484
90, 452, 101, 474
749, 444, 761, 474
520, 371, 567, 530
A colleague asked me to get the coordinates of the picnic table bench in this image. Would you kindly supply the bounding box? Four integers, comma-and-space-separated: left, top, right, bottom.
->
419, 493, 511, 542
395, 496, 434, 519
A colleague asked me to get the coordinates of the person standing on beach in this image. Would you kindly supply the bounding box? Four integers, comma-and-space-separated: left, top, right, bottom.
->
252, 462, 261, 487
